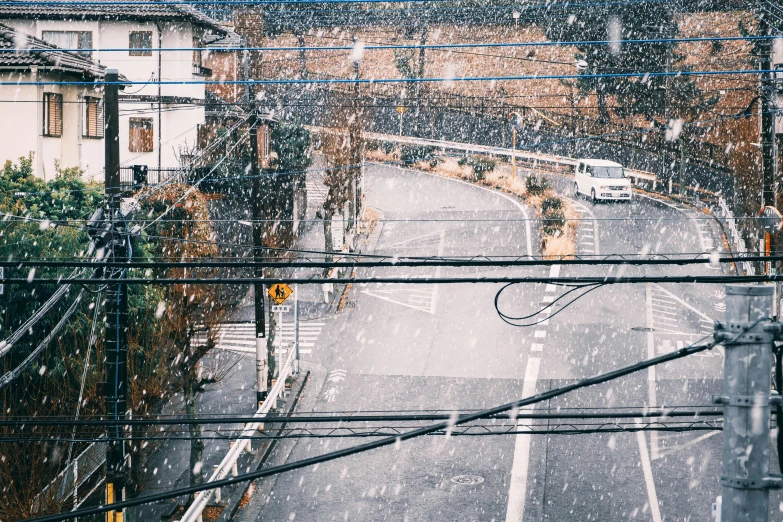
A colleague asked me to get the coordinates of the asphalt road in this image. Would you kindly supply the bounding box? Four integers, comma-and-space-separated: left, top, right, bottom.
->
234, 164, 781, 522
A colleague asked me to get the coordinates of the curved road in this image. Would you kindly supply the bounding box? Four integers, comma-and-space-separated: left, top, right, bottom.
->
234, 165, 756, 522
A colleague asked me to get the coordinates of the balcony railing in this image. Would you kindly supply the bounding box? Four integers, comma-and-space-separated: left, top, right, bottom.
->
192, 63, 212, 77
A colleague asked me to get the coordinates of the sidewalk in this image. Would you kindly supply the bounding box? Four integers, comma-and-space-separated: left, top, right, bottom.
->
132, 168, 378, 520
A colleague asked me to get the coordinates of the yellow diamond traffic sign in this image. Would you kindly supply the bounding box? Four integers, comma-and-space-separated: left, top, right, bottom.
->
396, 106, 408, 115
268, 283, 292, 305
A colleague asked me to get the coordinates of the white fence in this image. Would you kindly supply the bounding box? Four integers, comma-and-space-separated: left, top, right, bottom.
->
308, 127, 658, 185
180, 348, 297, 522
716, 197, 755, 276
34, 437, 107, 510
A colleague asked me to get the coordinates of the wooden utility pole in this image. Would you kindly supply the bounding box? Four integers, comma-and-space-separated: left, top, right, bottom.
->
759, 13, 778, 273
246, 47, 268, 404
103, 68, 128, 522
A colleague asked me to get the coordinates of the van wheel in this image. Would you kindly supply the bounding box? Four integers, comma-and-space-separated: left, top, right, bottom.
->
591, 189, 597, 203
573, 183, 579, 197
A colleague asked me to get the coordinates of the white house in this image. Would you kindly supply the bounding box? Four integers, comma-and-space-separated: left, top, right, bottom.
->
0, 22, 107, 181
0, 0, 232, 180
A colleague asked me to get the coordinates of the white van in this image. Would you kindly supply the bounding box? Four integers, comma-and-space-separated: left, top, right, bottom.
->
573, 159, 632, 202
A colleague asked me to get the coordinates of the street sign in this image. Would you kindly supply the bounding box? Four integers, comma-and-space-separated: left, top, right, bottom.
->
396, 106, 407, 115
271, 305, 290, 313
758, 206, 783, 234
268, 283, 292, 305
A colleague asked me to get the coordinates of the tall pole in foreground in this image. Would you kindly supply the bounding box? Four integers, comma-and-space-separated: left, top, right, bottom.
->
246, 45, 267, 405
104, 69, 128, 522
759, 14, 778, 274
715, 284, 776, 522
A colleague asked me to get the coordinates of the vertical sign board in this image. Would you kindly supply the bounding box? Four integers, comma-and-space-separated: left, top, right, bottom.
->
0, 266, 4, 296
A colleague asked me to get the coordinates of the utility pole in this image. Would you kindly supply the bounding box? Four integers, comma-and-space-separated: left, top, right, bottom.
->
759, 13, 778, 273
714, 284, 779, 522
103, 68, 128, 522
246, 45, 268, 405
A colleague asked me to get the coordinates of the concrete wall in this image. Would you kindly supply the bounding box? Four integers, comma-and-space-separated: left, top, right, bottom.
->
2, 18, 208, 174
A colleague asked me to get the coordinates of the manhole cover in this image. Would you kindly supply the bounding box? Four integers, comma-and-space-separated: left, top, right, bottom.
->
631, 326, 655, 332
450, 475, 484, 485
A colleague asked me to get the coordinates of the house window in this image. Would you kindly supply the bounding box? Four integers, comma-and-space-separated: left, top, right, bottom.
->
83, 97, 104, 138
257, 125, 271, 167
41, 31, 92, 57
129, 31, 153, 56
193, 36, 203, 67
129, 118, 153, 152
43, 92, 63, 137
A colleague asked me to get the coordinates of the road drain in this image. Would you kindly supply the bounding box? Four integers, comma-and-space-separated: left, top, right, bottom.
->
450, 475, 484, 485
631, 326, 655, 332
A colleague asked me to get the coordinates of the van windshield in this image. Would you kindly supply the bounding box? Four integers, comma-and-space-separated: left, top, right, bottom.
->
592, 166, 624, 178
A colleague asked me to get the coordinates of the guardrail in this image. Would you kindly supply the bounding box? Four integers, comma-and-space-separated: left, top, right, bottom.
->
716, 197, 755, 276
180, 348, 297, 522
34, 437, 107, 510
309, 126, 658, 186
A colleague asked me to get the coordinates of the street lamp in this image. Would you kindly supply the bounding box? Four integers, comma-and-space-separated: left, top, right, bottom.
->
512, 11, 520, 27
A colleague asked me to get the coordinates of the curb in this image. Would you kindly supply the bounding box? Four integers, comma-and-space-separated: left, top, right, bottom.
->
214, 371, 310, 522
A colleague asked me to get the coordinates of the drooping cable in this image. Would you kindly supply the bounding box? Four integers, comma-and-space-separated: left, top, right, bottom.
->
21, 331, 724, 522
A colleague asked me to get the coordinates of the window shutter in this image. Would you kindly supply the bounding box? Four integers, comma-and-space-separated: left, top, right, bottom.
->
43, 93, 63, 137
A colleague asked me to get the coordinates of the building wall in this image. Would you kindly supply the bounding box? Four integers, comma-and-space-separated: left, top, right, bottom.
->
205, 51, 240, 102
1, 18, 209, 173
0, 69, 104, 181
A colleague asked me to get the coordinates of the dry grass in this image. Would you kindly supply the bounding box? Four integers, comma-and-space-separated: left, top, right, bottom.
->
365, 148, 398, 162
203, 506, 223, 522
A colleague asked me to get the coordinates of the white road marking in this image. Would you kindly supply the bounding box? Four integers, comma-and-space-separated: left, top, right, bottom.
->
563, 198, 600, 256
636, 193, 714, 255
655, 431, 720, 460
545, 284, 557, 293
542, 295, 554, 303
198, 322, 325, 356
549, 265, 560, 278
534, 330, 546, 339
531, 343, 544, 352
405, 166, 534, 259
636, 426, 663, 522
505, 357, 540, 522
430, 229, 446, 314
645, 284, 659, 461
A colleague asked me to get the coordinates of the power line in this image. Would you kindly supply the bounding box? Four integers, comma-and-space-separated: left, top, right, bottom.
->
20, 332, 720, 522
3, 274, 781, 286
0, 408, 723, 426
3, 68, 777, 86
1, 253, 776, 270
2, 34, 770, 54
0, 422, 724, 443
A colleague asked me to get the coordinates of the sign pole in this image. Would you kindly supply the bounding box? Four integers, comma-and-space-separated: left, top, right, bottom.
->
294, 283, 300, 375
511, 127, 517, 180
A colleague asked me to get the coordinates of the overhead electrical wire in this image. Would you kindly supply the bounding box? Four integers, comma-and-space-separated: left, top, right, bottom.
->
3, 34, 770, 54
1, 253, 777, 270
0, 407, 723, 426
0, 422, 724, 443
4, 68, 778, 87
20, 329, 724, 522
3, 274, 781, 286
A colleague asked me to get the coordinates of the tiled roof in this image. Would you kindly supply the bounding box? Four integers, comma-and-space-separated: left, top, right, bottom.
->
0, 1, 229, 34
0, 22, 106, 79
204, 25, 241, 49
